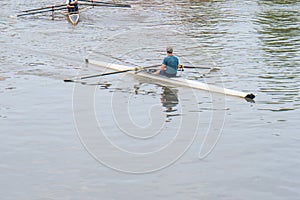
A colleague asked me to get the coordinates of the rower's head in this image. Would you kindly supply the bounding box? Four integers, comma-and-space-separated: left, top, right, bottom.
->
166, 47, 173, 55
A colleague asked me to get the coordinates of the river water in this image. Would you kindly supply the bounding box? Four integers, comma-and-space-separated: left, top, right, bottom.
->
1, 0, 299, 199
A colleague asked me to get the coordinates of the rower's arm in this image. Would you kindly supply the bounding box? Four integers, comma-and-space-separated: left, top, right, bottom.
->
68, 0, 78, 5
160, 64, 166, 70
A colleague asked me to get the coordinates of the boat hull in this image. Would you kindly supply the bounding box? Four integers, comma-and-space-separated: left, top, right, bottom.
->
86, 59, 255, 100
67, 12, 79, 25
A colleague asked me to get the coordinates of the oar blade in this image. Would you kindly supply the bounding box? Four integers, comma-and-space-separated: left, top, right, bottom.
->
63, 79, 75, 82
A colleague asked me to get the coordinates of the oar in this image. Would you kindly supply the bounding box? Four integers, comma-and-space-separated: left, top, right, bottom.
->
21, 4, 66, 13
79, 0, 115, 3
78, 0, 131, 7
64, 60, 158, 83
149, 64, 220, 70
180, 65, 221, 70
146, 64, 217, 71
17, 7, 67, 17
78, 2, 131, 8
78, 0, 130, 6
64, 69, 138, 82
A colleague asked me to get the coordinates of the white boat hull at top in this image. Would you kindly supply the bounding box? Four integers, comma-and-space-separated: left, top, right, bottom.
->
86, 59, 255, 100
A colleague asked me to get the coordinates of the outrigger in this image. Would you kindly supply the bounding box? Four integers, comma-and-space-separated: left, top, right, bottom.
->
17, 0, 131, 25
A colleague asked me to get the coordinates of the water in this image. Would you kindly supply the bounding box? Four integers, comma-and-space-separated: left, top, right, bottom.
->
1, 0, 299, 199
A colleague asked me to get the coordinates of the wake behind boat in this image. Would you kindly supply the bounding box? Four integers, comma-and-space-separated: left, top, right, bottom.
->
83, 59, 255, 100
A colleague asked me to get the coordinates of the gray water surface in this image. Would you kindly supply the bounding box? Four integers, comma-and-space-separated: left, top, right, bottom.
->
1, 0, 299, 199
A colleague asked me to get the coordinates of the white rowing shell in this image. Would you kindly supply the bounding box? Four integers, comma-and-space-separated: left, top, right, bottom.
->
68, 13, 79, 25
86, 59, 255, 100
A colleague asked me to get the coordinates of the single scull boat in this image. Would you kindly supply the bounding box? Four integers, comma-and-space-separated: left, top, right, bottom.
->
85, 59, 255, 100
67, 11, 80, 25
17, 1, 131, 25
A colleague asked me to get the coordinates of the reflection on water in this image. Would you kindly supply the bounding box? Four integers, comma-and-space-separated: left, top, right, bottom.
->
160, 86, 179, 113
103, 79, 182, 122
255, 0, 300, 109
176, 0, 226, 64
256, 0, 300, 66
170, 0, 299, 111
132, 83, 180, 121
2, 0, 300, 199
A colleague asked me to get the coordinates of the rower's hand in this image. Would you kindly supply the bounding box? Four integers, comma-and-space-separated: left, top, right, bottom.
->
177, 65, 184, 71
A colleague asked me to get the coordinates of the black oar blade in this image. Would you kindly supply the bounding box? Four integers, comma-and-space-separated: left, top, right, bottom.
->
63, 79, 75, 82
245, 93, 255, 100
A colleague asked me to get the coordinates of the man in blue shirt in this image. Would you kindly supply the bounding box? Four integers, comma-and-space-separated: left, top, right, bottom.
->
154, 47, 179, 77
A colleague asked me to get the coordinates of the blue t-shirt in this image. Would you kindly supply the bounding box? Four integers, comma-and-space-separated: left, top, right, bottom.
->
162, 55, 179, 75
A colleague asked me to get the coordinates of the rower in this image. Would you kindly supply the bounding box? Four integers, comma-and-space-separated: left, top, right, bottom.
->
66, 0, 79, 13
154, 47, 180, 77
